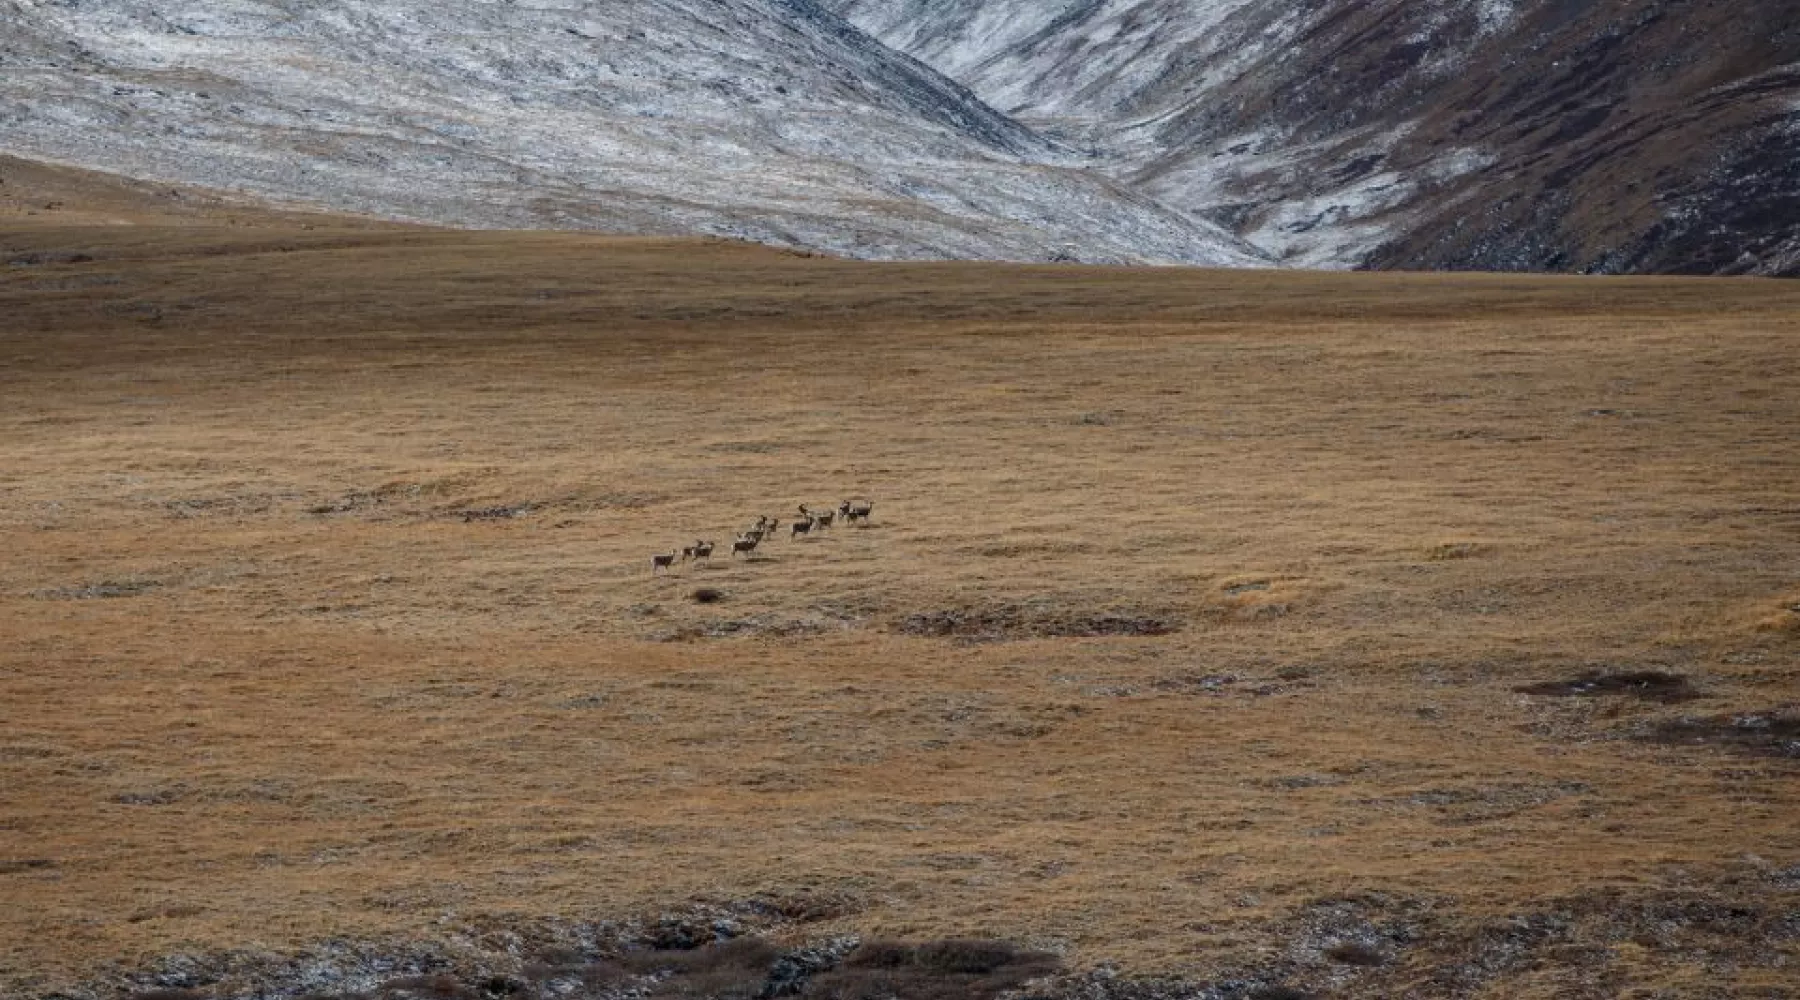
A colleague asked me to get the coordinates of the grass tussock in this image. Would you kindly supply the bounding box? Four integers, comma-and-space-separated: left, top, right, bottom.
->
1209, 577, 1311, 622
1751, 595, 1800, 636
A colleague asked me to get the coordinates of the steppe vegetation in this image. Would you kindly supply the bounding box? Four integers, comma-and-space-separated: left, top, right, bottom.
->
3, 160, 1799, 998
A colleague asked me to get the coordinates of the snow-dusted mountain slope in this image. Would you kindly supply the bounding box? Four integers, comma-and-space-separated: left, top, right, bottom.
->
834, 0, 1800, 275
828, 0, 1261, 121
0, 0, 1264, 265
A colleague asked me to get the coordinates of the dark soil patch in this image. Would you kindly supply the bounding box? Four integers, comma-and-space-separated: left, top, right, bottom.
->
896, 603, 1178, 641
1647, 710, 1800, 759
690, 588, 727, 605
1515, 670, 1699, 702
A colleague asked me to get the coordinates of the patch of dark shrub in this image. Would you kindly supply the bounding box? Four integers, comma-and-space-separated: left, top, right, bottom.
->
802, 939, 1060, 1000
375, 975, 476, 999
521, 954, 629, 992
1322, 941, 1387, 966
897, 604, 1177, 641
111, 787, 186, 806
639, 917, 727, 951
691, 587, 727, 604
1515, 670, 1698, 702
454, 504, 538, 523
1247, 989, 1317, 1000
653, 617, 830, 642
619, 938, 783, 999
1648, 711, 1800, 758
744, 890, 862, 923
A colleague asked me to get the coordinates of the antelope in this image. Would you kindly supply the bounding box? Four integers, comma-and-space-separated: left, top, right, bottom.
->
732, 535, 760, 558
790, 518, 814, 540
813, 510, 835, 529
693, 540, 716, 562
651, 551, 679, 574
842, 498, 874, 523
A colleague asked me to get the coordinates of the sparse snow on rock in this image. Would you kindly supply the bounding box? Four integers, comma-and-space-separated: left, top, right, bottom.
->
829, 0, 1266, 119
0, 0, 1265, 265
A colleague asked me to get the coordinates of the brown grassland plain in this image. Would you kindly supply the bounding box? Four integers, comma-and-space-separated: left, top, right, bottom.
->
2, 158, 1800, 998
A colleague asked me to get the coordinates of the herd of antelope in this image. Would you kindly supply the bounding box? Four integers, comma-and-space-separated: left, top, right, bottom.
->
651, 498, 874, 574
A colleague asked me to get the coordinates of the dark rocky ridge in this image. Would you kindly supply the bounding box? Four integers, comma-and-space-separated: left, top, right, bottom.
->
835, 0, 1800, 275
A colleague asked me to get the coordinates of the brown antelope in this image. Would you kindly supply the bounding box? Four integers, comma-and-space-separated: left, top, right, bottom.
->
842, 498, 874, 523
731, 535, 760, 558
790, 518, 814, 540
651, 551, 679, 574
693, 540, 716, 562
813, 510, 835, 529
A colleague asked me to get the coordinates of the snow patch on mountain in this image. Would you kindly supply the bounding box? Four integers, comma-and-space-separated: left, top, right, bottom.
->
0, 0, 1266, 265
829, 0, 1268, 119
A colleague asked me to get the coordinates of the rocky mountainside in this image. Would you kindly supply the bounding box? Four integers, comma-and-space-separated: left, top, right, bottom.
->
832, 0, 1800, 275
0, 0, 1262, 265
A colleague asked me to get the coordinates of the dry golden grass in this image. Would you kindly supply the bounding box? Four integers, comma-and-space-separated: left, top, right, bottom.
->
2, 161, 1799, 997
